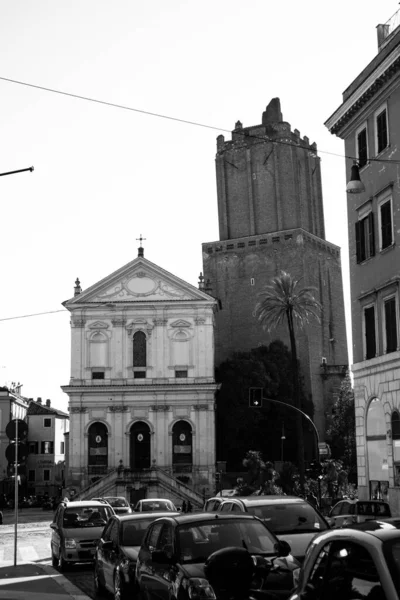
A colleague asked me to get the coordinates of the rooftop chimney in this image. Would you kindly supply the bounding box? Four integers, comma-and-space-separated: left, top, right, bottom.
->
37, 397, 42, 404
46, 399, 51, 407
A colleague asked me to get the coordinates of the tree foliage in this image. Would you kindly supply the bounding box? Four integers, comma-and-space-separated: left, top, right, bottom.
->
215, 341, 315, 470
326, 372, 357, 482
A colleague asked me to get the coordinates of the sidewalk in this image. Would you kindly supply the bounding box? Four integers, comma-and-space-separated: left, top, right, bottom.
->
0, 562, 91, 600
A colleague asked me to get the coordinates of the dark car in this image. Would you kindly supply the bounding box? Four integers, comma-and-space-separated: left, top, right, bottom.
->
136, 513, 301, 600
327, 498, 392, 528
217, 496, 329, 562
50, 500, 115, 570
288, 519, 400, 600
94, 511, 180, 600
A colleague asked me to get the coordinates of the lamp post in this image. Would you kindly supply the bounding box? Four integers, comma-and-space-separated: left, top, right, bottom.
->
281, 422, 286, 462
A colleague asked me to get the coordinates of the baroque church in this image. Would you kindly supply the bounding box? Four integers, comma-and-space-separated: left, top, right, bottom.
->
202, 99, 348, 443
62, 245, 218, 504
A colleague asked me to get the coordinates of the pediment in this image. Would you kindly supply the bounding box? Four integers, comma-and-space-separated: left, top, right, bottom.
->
88, 321, 109, 329
170, 319, 191, 328
64, 257, 215, 307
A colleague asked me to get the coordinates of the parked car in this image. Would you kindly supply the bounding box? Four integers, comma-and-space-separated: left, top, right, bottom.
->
204, 494, 237, 512
288, 519, 400, 600
217, 495, 330, 562
133, 498, 177, 512
94, 510, 180, 600
327, 498, 392, 528
50, 500, 115, 570
136, 513, 301, 600
92, 496, 132, 515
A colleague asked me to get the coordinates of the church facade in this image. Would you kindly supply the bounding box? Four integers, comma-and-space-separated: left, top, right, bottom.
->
62, 248, 218, 498
203, 99, 349, 443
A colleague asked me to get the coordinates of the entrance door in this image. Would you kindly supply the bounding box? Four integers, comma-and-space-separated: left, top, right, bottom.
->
130, 422, 151, 469
88, 422, 108, 476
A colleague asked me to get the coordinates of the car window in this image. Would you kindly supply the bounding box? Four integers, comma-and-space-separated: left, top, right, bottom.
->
141, 500, 173, 512
106, 497, 129, 507
109, 520, 119, 545
102, 519, 115, 541
331, 502, 344, 517
157, 524, 173, 552
246, 502, 327, 534
309, 542, 331, 593
147, 522, 164, 551
176, 519, 277, 564
62, 505, 110, 528
231, 503, 243, 513
323, 541, 385, 600
220, 502, 232, 512
122, 517, 159, 546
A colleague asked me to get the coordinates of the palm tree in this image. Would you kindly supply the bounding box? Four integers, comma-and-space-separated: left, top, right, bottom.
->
254, 271, 321, 493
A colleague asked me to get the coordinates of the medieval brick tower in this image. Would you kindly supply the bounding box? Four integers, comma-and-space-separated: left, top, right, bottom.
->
202, 99, 348, 441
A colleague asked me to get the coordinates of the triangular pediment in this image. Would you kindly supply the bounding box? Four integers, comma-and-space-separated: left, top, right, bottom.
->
88, 321, 109, 329
63, 256, 215, 307
170, 319, 191, 328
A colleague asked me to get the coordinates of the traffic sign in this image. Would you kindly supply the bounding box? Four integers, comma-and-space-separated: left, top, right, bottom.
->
5, 442, 28, 462
249, 388, 263, 408
5, 419, 28, 441
318, 442, 331, 457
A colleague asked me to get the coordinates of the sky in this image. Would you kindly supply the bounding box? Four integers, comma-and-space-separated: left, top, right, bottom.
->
0, 0, 397, 411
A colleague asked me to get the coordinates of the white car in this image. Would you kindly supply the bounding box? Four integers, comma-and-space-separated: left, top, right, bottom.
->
133, 498, 177, 512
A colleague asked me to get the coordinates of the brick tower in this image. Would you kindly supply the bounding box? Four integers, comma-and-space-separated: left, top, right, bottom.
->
202, 99, 348, 441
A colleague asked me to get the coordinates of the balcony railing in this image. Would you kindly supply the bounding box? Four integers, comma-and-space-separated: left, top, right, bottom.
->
378, 8, 400, 49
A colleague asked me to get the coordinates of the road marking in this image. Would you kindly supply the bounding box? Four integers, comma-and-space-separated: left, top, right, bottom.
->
19, 546, 40, 562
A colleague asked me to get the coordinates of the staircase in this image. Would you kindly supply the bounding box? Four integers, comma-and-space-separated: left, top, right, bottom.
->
74, 467, 204, 508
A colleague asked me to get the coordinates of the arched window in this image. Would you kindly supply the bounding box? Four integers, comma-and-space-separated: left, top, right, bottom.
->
130, 421, 151, 469
133, 331, 146, 367
172, 420, 192, 473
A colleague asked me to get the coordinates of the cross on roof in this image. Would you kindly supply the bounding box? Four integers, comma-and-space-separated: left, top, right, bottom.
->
136, 234, 146, 247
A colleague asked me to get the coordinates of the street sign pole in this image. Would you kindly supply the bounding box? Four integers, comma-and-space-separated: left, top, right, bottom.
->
14, 420, 18, 567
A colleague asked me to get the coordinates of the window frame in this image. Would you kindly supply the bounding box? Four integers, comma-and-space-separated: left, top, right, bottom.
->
43, 418, 51, 428
43, 469, 50, 482
28, 469, 36, 482
41, 441, 54, 455
355, 210, 375, 264
60, 441, 65, 454
374, 102, 389, 156
382, 293, 398, 354
378, 193, 394, 251
355, 122, 369, 169
363, 302, 378, 360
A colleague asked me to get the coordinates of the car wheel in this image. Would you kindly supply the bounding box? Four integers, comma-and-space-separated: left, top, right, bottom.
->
114, 569, 128, 600
94, 562, 107, 597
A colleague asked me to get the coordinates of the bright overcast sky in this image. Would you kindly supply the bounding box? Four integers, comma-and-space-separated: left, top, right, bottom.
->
0, 0, 396, 410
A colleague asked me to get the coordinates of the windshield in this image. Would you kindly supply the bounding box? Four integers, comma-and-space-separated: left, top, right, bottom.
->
177, 519, 277, 564
63, 505, 112, 528
106, 498, 129, 508
357, 502, 391, 517
122, 518, 159, 546
246, 502, 327, 534
140, 500, 174, 512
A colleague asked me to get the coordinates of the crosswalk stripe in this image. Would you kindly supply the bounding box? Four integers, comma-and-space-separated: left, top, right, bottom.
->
19, 546, 40, 562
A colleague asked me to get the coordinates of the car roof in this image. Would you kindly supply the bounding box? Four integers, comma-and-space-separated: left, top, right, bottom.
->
149, 512, 268, 525
63, 500, 108, 508
313, 522, 400, 544
220, 495, 309, 505
115, 512, 181, 522
139, 498, 173, 503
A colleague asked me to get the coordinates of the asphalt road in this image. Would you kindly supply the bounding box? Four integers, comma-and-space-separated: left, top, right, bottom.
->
0, 508, 99, 599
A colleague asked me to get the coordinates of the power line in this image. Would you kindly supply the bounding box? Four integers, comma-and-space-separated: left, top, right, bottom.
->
2, 75, 400, 165
0, 309, 67, 322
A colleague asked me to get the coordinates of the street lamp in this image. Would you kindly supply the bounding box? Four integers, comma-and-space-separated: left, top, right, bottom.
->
281, 422, 286, 462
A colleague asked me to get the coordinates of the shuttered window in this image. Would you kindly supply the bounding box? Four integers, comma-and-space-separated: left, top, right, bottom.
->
364, 306, 376, 360
376, 109, 388, 154
380, 199, 393, 249
356, 212, 375, 263
357, 128, 368, 168
384, 298, 397, 353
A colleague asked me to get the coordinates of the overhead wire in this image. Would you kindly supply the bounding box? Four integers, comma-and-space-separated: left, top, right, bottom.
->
1, 75, 400, 165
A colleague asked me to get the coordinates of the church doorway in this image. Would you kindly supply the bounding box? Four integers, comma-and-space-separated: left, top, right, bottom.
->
130, 422, 151, 469
172, 420, 193, 473
88, 422, 108, 476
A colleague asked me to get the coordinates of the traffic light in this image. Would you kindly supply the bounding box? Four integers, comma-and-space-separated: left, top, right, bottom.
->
215, 472, 221, 483
5, 419, 28, 479
249, 388, 263, 408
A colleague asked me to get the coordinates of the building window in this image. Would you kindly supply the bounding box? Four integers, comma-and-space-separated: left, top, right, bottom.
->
175, 370, 188, 378
43, 469, 50, 482
364, 305, 376, 359
356, 126, 368, 168
41, 441, 54, 454
384, 297, 398, 353
28, 470, 35, 482
355, 212, 375, 263
133, 371, 146, 379
92, 371, 105, 379
375, 105, 388, 155
60, 441, 65, 454
44, 418, 51, 428
133, 331, 147, 367
393, 411, 400, 486
379, 197, 393, 250
28, 441, 38, 455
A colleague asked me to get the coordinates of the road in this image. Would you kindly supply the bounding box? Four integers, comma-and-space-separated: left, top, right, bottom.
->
0, 509, 99, 599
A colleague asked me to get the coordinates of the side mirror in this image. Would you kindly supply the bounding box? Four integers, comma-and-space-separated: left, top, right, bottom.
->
274, 540, 291, 557
50, 523, 58, 530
